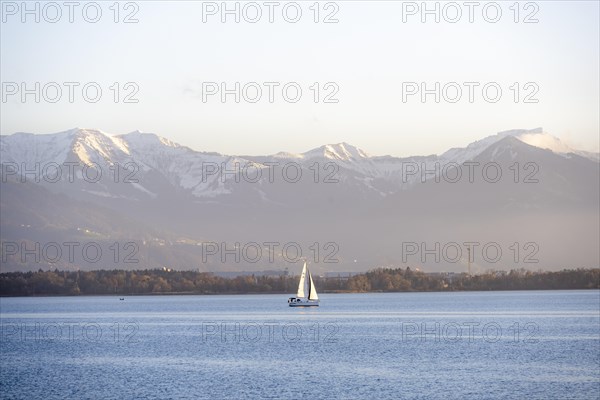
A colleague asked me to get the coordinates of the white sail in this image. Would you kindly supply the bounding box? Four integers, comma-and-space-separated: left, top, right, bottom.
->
308, 270, 319, 300
296, 262, 307, 298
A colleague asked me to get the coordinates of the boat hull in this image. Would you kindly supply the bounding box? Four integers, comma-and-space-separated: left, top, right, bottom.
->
288, 297, 319, 307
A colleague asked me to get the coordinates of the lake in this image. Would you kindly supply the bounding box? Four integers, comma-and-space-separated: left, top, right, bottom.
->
1, 291, 598, 399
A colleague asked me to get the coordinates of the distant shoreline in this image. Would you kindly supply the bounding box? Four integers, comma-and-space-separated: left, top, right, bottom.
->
2, 289, 599, 299
1, 288, 599, 298
1, 268, 598, 297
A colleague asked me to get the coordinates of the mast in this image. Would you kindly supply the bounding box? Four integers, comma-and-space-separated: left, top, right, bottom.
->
467, 245, 472, 277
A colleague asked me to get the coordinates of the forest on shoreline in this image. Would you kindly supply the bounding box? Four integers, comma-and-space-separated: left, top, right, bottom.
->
0, 267, 598, 296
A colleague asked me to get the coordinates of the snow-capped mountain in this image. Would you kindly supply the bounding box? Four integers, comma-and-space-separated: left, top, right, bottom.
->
1, 127, 598, 272
440, 128, 598, 164
1, 127, 597, 200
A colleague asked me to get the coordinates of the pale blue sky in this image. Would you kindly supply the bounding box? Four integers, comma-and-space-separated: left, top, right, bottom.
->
1, 1, 598, 156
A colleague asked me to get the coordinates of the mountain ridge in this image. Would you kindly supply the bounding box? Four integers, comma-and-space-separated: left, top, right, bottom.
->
2, 126, 597, 163
1, 127, 598, 272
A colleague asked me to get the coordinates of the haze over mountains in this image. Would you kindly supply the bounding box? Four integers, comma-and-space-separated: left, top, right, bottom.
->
1, 128, 598, 274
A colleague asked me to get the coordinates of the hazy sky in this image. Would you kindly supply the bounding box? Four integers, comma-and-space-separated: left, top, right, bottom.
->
1, 1, 599, 156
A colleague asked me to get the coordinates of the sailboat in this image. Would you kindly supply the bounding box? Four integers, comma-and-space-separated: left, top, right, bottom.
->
288, 262, 319, 307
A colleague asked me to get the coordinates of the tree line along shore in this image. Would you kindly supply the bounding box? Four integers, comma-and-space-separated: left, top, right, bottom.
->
0, 267, 598, 296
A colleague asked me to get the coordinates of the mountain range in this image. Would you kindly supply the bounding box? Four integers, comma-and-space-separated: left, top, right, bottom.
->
1, 127, 598, 273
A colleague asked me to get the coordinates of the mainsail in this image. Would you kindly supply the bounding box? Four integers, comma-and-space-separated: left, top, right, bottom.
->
296, 263, 307, 298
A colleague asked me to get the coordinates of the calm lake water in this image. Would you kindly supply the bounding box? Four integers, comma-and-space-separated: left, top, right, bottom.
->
1, 291, 599, 399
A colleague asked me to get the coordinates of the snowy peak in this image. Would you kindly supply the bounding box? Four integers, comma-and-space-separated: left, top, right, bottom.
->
440, 128, 543, 164
271, 142, 370, 164
0, 128, 136, 168
0, 130, 73, 165
69, 128, 131, 165
478, 135, 538, 162
515, 131, 573, 154
495, 127, 574, 153
441, 127, 598, 164
118, 131, 183, 151
497, 127, 544, 137
505, 129, 598, 161
441, 133, 506, 164
303, 142, 370, 161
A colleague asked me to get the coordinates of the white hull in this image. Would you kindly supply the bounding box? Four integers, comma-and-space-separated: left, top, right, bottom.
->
288, 297, 319, 307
